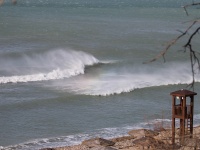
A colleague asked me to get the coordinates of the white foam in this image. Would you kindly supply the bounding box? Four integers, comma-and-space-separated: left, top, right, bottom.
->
4, 114, 200, 150
0, 68, 81, 83
0, 49, 99, 84
2, 117, 174, 150
63, 62, 200, 96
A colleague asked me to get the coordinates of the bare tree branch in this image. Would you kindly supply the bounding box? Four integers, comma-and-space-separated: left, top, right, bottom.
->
143, 20, 198, 64
144, 2, 200, 89
182, 2, 200, 16
184, 26, 200, 89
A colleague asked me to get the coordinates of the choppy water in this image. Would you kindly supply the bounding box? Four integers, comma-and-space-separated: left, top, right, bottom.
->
1, 0, 200, 149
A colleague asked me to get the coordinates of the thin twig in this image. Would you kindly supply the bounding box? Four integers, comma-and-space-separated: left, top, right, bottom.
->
182, 2, 200, 16
143, 21, 198, 64
144, 2, 200, 89
184, 26, 200, 88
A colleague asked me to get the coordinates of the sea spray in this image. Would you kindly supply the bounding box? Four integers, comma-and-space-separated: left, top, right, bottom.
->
1, 0, 200, 148
54, 62, 199, 96
0, 49, 99, 84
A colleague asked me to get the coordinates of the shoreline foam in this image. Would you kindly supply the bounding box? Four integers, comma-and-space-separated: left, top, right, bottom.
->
41, 126, 200, 150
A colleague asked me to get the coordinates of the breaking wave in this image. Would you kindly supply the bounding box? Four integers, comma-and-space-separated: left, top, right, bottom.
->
0, 49, 99, 84
56, 62, 200, 96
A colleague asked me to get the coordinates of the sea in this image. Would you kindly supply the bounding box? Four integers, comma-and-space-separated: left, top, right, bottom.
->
0, 0, 200, 149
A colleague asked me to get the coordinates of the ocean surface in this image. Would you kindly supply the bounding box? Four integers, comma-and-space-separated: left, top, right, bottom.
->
0, 0, 200, 149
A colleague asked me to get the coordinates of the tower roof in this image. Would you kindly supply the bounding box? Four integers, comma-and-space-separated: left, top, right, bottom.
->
170, 89, 197, 97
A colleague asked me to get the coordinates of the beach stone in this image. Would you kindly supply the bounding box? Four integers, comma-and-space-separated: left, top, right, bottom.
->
82, 138, 115, 148
128, 129, 158, 139
132, 136, 173, 150
111, 136, 135, 143
154, 129, 172, 143
114, 139, 136, 149
41, 126, 200, 150
182, 138, 200, 148
43, 145, 89, 150
90, 146, 117, 150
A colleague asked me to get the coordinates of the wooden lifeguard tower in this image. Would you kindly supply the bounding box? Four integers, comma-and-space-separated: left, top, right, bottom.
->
170, 89, 197, 144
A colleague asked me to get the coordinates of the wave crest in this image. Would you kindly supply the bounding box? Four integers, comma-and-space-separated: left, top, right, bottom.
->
57, 62, 200, 96
0, 49, 99, 84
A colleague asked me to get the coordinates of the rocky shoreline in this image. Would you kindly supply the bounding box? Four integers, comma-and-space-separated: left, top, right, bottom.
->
41, 126, 200, 150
